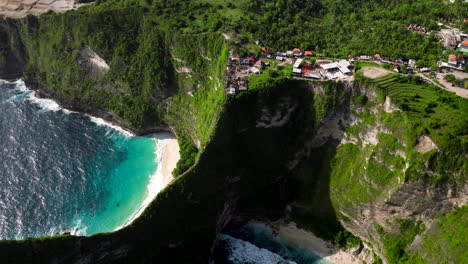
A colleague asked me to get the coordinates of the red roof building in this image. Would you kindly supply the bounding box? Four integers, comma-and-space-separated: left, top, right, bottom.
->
449, 54, 457, 61
232, 57, 240, 61
293, 48, 302, 52
304, 51, 314, 56
249, 56, 256, 62
374, 54, 382, 59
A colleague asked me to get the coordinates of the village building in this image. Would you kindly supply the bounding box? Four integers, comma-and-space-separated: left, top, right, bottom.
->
408, 59, 416, 68
459, 40, 468, 55
304, 51, 314, 57
407, 24, 428, 34
241, 58, 250, 65
293, 58, 304, 69
237, 79, 248, 91
359, 55, 370, 61
439, 28, 467, 49
255, 60, 269, 67
374, 54, 382, 60
292, 68, 302, 77
226, 87, 236, 96
448, 54, 458, 66
292, 48, 303, 57
276, 56, 285, 61
457, 54, 467, 65
381, 58, 393, 64
250, 67, 260, 75
320, 60, 352, 79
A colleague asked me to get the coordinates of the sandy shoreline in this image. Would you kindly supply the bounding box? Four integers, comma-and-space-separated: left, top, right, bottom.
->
278, 223, 361, 264
121, 133, 180, 228
157, 134, 181, 191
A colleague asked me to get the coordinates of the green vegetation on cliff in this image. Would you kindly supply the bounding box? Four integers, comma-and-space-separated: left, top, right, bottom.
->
0, 1, 466, 263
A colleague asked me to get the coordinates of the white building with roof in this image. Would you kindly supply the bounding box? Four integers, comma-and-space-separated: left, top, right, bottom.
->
320, 60, 352, 79
293, 59, 304, 69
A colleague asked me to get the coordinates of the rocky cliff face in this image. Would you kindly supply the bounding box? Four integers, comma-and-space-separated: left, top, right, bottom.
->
0, 21, 26, 79
285, 79, 467, 263
0, 8, 466, 264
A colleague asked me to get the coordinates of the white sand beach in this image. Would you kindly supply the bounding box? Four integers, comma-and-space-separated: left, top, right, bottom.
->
278, 223, 361, 264
121, 133, 180, 228
158, 134, 181, 189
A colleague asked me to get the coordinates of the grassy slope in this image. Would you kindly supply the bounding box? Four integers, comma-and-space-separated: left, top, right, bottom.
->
0, 0, 466, 263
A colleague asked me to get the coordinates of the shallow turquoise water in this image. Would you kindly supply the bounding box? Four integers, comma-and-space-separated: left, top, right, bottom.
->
0, 80, 161, 239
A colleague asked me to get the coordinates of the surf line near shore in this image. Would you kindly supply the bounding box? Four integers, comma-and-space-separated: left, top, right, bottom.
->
3, 79, 180, 236
120, 133, 180, 228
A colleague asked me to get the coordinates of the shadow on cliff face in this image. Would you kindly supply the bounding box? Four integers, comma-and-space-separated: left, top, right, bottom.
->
0, 80, 350, 264
210, 80, 356, 261
0, 22, 27, 80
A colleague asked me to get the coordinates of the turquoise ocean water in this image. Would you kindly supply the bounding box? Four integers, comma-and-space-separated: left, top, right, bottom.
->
0, 80, 161, 239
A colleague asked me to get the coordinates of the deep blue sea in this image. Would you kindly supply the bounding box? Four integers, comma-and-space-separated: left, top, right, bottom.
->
0, 80, 163, 239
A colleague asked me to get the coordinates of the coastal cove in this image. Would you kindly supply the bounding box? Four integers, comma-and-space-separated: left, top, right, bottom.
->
0, 79, 180, 239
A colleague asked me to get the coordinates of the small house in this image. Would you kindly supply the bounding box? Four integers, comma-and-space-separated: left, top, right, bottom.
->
292, 68, 302, 76
448, 54, 457, 65
359, 55, 370, 61
374, 54, 382, 60
292, 48, 303, 57
304, 51, 314, 57
251, 67, 261, 75
276, 56, 285, 61
255, 60, 269, 67
293, 58, 304, 69
459, 40, 468, 55
241, 58, 250, 65
226, 88, 236, 96
381, 58, 392, 64
237, 79, 248, 91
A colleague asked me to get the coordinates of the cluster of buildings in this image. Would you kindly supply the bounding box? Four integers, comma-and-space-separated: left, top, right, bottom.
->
407, 24, 430, 34
439, 28, 468, 50
290, 58, 353, 80
273, 48, 315, 61
225, 55, 270, 96
276, 48, 353, 80
439, 53, 468, 71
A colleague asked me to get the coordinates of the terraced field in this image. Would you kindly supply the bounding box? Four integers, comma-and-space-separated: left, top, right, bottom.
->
371, 74, 468, 150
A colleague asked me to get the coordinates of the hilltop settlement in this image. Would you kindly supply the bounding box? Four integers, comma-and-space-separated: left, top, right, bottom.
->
225, 24, 468, 96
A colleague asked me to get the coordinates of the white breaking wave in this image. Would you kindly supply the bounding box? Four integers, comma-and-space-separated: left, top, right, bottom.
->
70, 218, 88, 236
6, 79, 71, 113
4, 79, 133, 137
220, 234, 297, 264
88, 116, 134, 137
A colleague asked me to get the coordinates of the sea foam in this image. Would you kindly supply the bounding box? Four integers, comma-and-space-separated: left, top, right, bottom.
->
120, 136, 171, 228
220, 234, 297, 264
88, 115, 134, 137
